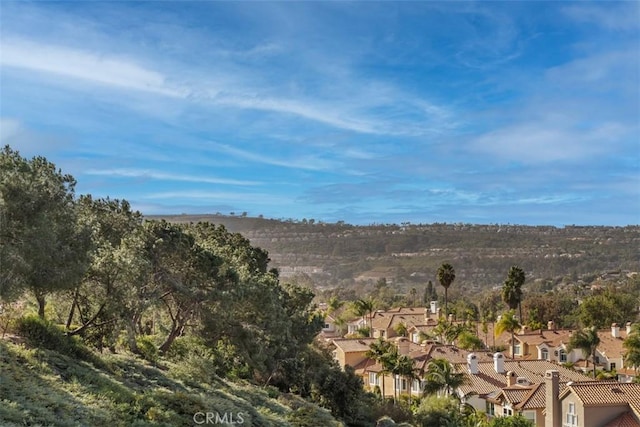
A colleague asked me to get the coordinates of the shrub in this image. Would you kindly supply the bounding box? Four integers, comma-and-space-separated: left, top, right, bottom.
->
14, 314, 93, 361
136, 336, 159, 363
414, 395, 462, 427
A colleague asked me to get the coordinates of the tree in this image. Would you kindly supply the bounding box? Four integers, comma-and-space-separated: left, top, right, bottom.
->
495, 310, 521, 359
423, 280, 438, 305
0, 146, 89, 317
624, 323, 640, 373
436, 263, 455, 320
392, 354, 418, 404
567, 326, 601, 378
352, 297, 375, 336
577, 288, 637, 329
414, 395, 463, 427
457, 331, 485, 351
408, 287, 417, 307
366, 338, 395, 399
422, 358, 468, 399
502, 266, 525, 321
64, 197, 143, 347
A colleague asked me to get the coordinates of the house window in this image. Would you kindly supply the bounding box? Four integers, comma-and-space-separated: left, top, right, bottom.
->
323, 323, 330, 329
503, 407, 513, 416
541, 348, 549, 360
559, 349, 567, 363
565, 402, 577, 427
411, 379, 422, 393
513, 343, 521, 356
380, 330, 385, 337
369, 373, 378, 386
610, 362, 616, 370
395, 377, 407, 391
486, 402, 496, 416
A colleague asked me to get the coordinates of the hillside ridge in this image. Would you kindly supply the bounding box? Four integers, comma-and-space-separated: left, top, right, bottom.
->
148, 215, 640, 291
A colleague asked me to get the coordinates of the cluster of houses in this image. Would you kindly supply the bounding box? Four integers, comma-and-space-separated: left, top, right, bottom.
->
321, 304, 640, 427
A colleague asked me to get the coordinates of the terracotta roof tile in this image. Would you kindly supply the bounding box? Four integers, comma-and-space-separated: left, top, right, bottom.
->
603, 411, 640, 427
561, 382, 640, 406
501, 387, 534, 405
456, 359, 593, 397
332, 338, 376, 352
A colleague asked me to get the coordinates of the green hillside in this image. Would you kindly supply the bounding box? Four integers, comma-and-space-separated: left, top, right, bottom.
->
0, 338, 342, 427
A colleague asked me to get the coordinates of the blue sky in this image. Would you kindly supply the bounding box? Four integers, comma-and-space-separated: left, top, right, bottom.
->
1, 1, 638, 226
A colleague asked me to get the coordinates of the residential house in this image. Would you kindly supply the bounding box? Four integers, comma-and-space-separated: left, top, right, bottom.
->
332, 338, 376, 370
545, 370, 640, 427
507, 322, 635, 379
456, 355, 594, 425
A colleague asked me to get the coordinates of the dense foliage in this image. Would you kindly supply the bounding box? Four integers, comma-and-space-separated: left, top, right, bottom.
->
0, 146, 372, 425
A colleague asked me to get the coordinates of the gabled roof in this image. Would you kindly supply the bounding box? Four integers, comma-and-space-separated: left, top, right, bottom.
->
455, 359, 593, 397
370, 312, 427, 331
560, 381, 640, 414
515, 329, 574, 348
499, 386, 536, 406
603, 411, 640, 427
332, 338, 376, 353
597, 330, 628, 359
514, 383, 545, 410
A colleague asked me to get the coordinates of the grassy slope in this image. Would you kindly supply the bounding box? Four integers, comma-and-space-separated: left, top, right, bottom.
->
0, 339, 342, 427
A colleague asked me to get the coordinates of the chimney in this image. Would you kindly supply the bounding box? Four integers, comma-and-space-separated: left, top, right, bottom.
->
467, 353, 478, 374
548, 320, 555, 331
506, 371, 517, 387
612, 323, 620, 338
396, 337, 410, 356
626, 322, 632, 335
545, 370, 561, 427
493, 352, 505, 374
430, 300, 438, 315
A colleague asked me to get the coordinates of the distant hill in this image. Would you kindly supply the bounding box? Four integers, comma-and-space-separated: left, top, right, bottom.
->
148, 215, 640, 293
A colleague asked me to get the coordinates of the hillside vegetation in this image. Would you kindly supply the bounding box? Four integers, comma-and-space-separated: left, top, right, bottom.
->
150, 215, 640, 292
0, 145, 374, 426
0, 337, 341, 427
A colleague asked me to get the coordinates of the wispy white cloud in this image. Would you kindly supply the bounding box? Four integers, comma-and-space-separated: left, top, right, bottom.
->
0, 38, 185, 97
1, 33, 455, 137
468, 121, 629, 164
84, 168, 260, 186
208, 142, 338, 171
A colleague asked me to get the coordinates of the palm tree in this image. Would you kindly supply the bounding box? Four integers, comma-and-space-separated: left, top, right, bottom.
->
502, 266, 525, 321
422, 358, 468, 400
366, 338, 395, 399
393, 354, 418, 404
623, 323, 640, 374
495, 310, 521, 359
352, 297, 375, 336
437, 263, 455, 320
326, 296, 344, 314
568, 326, 601, 378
